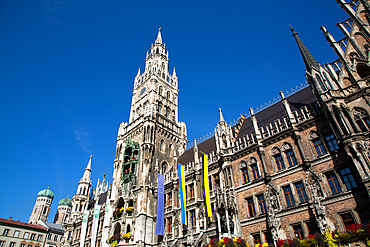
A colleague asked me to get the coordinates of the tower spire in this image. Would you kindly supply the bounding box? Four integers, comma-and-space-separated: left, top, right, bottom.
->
290, 26, 320, 72
155, 27, 163, 44
219, 108, 225, 122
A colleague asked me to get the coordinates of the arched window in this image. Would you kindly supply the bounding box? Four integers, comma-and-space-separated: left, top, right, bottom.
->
250, 158, 260, 180
272, 148, 285, 171
353, 108, 370, 131
166, 91, 171, 100
240, 161, 249, 184
83, 188, 86, 195
43, 207, 47, 215
160, 140, 165, 152
165, 107, 170, 118
222, 135, 227, 149
113, 223, 121, 236
169, 144, 173, 156
282, 143, 297, 167
159, 86, 163, 96
161, 162, 167, 174
309, 131, 327, 157
116, 197, 124, 210
34, 206, 37, 214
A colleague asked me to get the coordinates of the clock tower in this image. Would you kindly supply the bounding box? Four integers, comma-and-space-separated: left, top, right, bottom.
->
109, 28, 187, 246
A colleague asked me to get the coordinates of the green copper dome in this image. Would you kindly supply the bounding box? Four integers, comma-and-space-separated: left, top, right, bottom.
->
58, 197, 72, 207
37, 188, 54, 200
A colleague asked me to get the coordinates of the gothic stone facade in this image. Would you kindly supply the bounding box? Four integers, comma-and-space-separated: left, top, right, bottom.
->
66, 1, 370, 246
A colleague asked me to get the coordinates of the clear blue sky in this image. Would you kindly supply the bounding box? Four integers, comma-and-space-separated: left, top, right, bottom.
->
0, 0, 347, 222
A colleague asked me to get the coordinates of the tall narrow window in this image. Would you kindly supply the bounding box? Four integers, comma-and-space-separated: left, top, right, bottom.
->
340, 168, 357, 190
211, 203, 216, 221
167, 192, 172, 207
167, 217, 172, 233
285, 150, 297, 167
325, 134, 339, 151
189, 210, 196, 227
241, 167, 249, 184
214, 175, 220, 188
326, 172, 342, 194
295, 182, 308, 203
251, 164, 260, 180
189, 184, 194, 198
159, 86, 163, 96
283, 186, 295, 207
275, 154, 285, 171
257, 195, 267, 214
313, 139, 326, 156
246, 198, 256, 217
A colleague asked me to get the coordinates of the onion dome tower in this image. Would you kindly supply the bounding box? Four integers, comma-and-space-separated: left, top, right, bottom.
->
29, 187, 54, 224
54, 197, 73, 226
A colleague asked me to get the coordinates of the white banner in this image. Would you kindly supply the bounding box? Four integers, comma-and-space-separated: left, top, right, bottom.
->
90, 205, 101, 247
79, 210, 90, 247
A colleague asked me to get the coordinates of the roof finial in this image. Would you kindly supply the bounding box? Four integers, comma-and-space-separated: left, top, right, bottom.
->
86, 155, 92, 170
289, 25, 297, 36
219, 108, 225, 122
155, 27, 163, 44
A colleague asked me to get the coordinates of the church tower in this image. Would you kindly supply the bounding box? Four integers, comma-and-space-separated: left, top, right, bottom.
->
54, 197, 72, 226
109, 28, 187, 245
71, 155, 92, 219
29, 188, 54, 224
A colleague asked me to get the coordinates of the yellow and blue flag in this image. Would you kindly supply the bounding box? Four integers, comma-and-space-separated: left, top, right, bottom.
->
178, 164, 187, 225
201, 154, 212, 218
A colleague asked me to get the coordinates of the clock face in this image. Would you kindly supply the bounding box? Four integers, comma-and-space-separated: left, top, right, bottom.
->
140, 87, 146, 95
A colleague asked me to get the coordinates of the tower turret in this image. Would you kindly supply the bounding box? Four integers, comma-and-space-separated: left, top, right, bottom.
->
29, 187, 54, 224
71, 156, 92, 219
110, 28, 187, 245
54, 196, 72, 226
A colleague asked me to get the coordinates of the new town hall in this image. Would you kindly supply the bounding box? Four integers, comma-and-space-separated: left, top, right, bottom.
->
20, 0, 370, 246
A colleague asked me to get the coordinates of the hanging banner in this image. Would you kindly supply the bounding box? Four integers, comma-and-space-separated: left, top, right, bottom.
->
79, 210, 90, 247
178, 164, 187, 225
90, 204, 101, 247
202, 154, 212, 218
155, 174, 164, 235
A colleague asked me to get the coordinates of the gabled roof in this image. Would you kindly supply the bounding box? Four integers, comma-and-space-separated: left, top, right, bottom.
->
178, 137, 216, 165
0, 218, 47, 231
235, 86, 316, 138
178, 87, 316, 166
